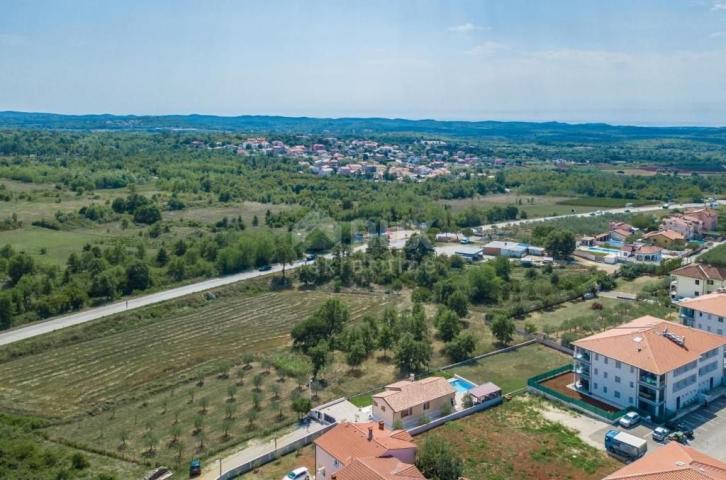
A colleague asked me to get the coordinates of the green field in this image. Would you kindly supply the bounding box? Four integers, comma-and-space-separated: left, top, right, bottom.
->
441, 194, 599, 219
0, 287, 401, 418
556, 197, 653, 208
446, 344, 570, 394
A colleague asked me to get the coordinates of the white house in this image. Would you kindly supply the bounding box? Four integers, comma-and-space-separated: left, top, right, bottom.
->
678, 292, 726, 336
670, 264, 726, 300
573, 316, 726, 420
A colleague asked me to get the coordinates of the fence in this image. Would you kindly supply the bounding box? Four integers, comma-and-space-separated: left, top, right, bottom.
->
527, 365, 629, 423
406, 397, 503, 436
535, 335, 573, 355
218, 423, 336, 480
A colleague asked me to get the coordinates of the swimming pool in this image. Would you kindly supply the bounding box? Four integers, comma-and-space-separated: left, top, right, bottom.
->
584, 246, 621, 255
449, 377, 476, 393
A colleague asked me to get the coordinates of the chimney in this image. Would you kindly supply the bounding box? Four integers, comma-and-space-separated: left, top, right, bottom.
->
368, 426, 373, 441
378, 420, 385, 430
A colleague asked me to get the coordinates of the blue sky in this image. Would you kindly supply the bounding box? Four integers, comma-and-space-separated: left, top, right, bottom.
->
1, 0, 726, 125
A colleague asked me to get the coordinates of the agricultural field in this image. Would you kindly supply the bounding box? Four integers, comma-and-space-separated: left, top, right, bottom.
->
441, 194, 599, 219
0, 286, 403, 418
446, 344, 569, 394
416, 395, 620, 480
164, 201, 289, 228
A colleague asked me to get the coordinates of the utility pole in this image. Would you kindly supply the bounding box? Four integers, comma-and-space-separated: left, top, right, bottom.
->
218, 458, 222, 477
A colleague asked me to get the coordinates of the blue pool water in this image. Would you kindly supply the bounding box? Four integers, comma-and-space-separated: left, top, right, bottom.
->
584, 246, 621, 255
449, 378, 476, 393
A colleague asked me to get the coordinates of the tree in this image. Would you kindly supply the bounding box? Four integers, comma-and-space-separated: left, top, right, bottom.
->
125, 261, 151, 292
227, 385, 237, 402
7, 252, 34, 285
545, 230, 576, 259
394, 333, 432, 373
308, 340, 330, 379
306, 228, 334, 252
275, 235, 296, 279
467, 264, 501, 304
156, 246, 169, 266
491, 316, 515, 345
0, 294, 13, 330
416, 436, 464, 480
297, 264, 316, 286
291, 396, 312, 420
445, 290, 469, 318
444, 333, 476, 362
377, 322, 395, 359
133, 204, 162, 224
89, 271, 117, 299
345, 339, 367, 369
403, 233, 434, 263
493, 255, 511, 280
435, 308, 461, 342
222, 418, 234, 441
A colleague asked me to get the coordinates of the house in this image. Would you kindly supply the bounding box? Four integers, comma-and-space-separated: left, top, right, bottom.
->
572, 316, 726, 420
633, 245, 662, 263
313, 421, 419, 480
670, 264, 726, 300
330, 457, 426, 480
663, 216, 700, 240
685, 208, 718, 232
604, 442, 726, 480
678, 292, 726, 336
483, 241, 529, 258
372, 377, 455, 428
642, 229, 686, 249
608, 222, 637, 242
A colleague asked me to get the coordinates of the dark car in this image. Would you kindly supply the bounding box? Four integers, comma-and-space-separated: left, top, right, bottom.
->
258, 264, 272, 272
189, 459, 202, 477
665, 421, 694, 439
305, 254, 317, 262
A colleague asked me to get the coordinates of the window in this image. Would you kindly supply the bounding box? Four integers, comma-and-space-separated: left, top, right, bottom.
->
401, 408, 412, 418
615, 376, 621, 384
423, 402, 430, 410
695, 279, 700, 285
334, 460, 340, 467
630, 381, 634, 388
629, 397, 634, 404
615, 361, 622, 369
595, 353, 600, 360
594, 368, 599, 375
701, 349, 719, 361
699, 362, 718, 376
381, 405, 386, 412
630, 366, 635, 374
707, 280, 714, 285
594, 383, 598, 390
614, 391, 621, 399
719, 317, 724, 323
604, 357, 609, 365
603, 386, 608, 394
673, 374, 697, 393
673, 360, 697, 377
603, 371, 608, 379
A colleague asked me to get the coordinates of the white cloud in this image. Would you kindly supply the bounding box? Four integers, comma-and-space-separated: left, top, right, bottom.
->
713, 0, 726, 10
448, 23, 484, 33
466, 41, 509, 56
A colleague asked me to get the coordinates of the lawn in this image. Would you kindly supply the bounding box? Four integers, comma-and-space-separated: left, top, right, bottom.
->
416, 395, 620, 480
0, 226, 116, 265
165, 201, 288, 227
0, 287, 403, 418
524, 298, 623, 332
446, 344, 570, 394
556, 197, 653, 208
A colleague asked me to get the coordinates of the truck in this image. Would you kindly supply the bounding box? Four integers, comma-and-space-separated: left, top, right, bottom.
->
605, 430, 647, 460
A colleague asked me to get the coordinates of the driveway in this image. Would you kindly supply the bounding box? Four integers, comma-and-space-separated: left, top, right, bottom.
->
676, 396, 726, 460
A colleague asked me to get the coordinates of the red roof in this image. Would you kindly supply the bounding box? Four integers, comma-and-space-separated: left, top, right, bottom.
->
604, 442, 726, 480
314, 422, 415, 466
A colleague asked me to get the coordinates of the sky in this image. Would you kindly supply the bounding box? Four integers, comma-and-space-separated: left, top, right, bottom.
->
1, 0, 726, 125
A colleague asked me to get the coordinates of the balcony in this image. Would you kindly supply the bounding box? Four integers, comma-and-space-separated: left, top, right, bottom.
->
575, 351, 591, 363
575, 366, 590, 377
639, 371, 664, 388
638, 386, 657, 402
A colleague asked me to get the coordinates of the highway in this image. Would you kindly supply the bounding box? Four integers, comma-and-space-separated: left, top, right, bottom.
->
0, 200, 721, 347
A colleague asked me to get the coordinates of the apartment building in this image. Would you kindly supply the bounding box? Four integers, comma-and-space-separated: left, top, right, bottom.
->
679, 292, 726, 336
573, 316, 725, 420
670, 264, 726, 300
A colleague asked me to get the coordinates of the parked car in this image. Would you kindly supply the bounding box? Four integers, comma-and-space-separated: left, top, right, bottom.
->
258, 264, 272, 272
189, 459, 202, 477
583, 292, 596, 300
618, 411, 641, 428
665, 421, 694, 439
282, 467, 310, 480
652, 426, 669, 442
305, 253, 317, 262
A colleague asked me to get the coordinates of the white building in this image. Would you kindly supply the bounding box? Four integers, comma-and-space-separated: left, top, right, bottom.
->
670, 264, 726, 300
573, 316, 726, 420
679, 292, 726, 336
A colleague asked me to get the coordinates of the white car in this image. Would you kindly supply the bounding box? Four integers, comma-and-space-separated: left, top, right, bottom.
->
652, 426, 669, 442
283, 467, 310, 480
619, 411, 641, 428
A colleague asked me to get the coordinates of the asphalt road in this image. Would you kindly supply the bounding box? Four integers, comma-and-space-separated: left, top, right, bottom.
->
0, 201, 721, 347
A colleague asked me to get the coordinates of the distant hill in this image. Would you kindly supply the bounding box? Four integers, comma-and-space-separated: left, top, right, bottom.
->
1, 111, 726, 143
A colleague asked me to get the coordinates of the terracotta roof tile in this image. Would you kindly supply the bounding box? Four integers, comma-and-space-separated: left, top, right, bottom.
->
314, 422, 416, 466
333, 457, 426, 480
672, 265, 726, 282
572, 316, 726, 374
373, 377, 455, 413
604, 442, 726, 480
679, 292, 726, 318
